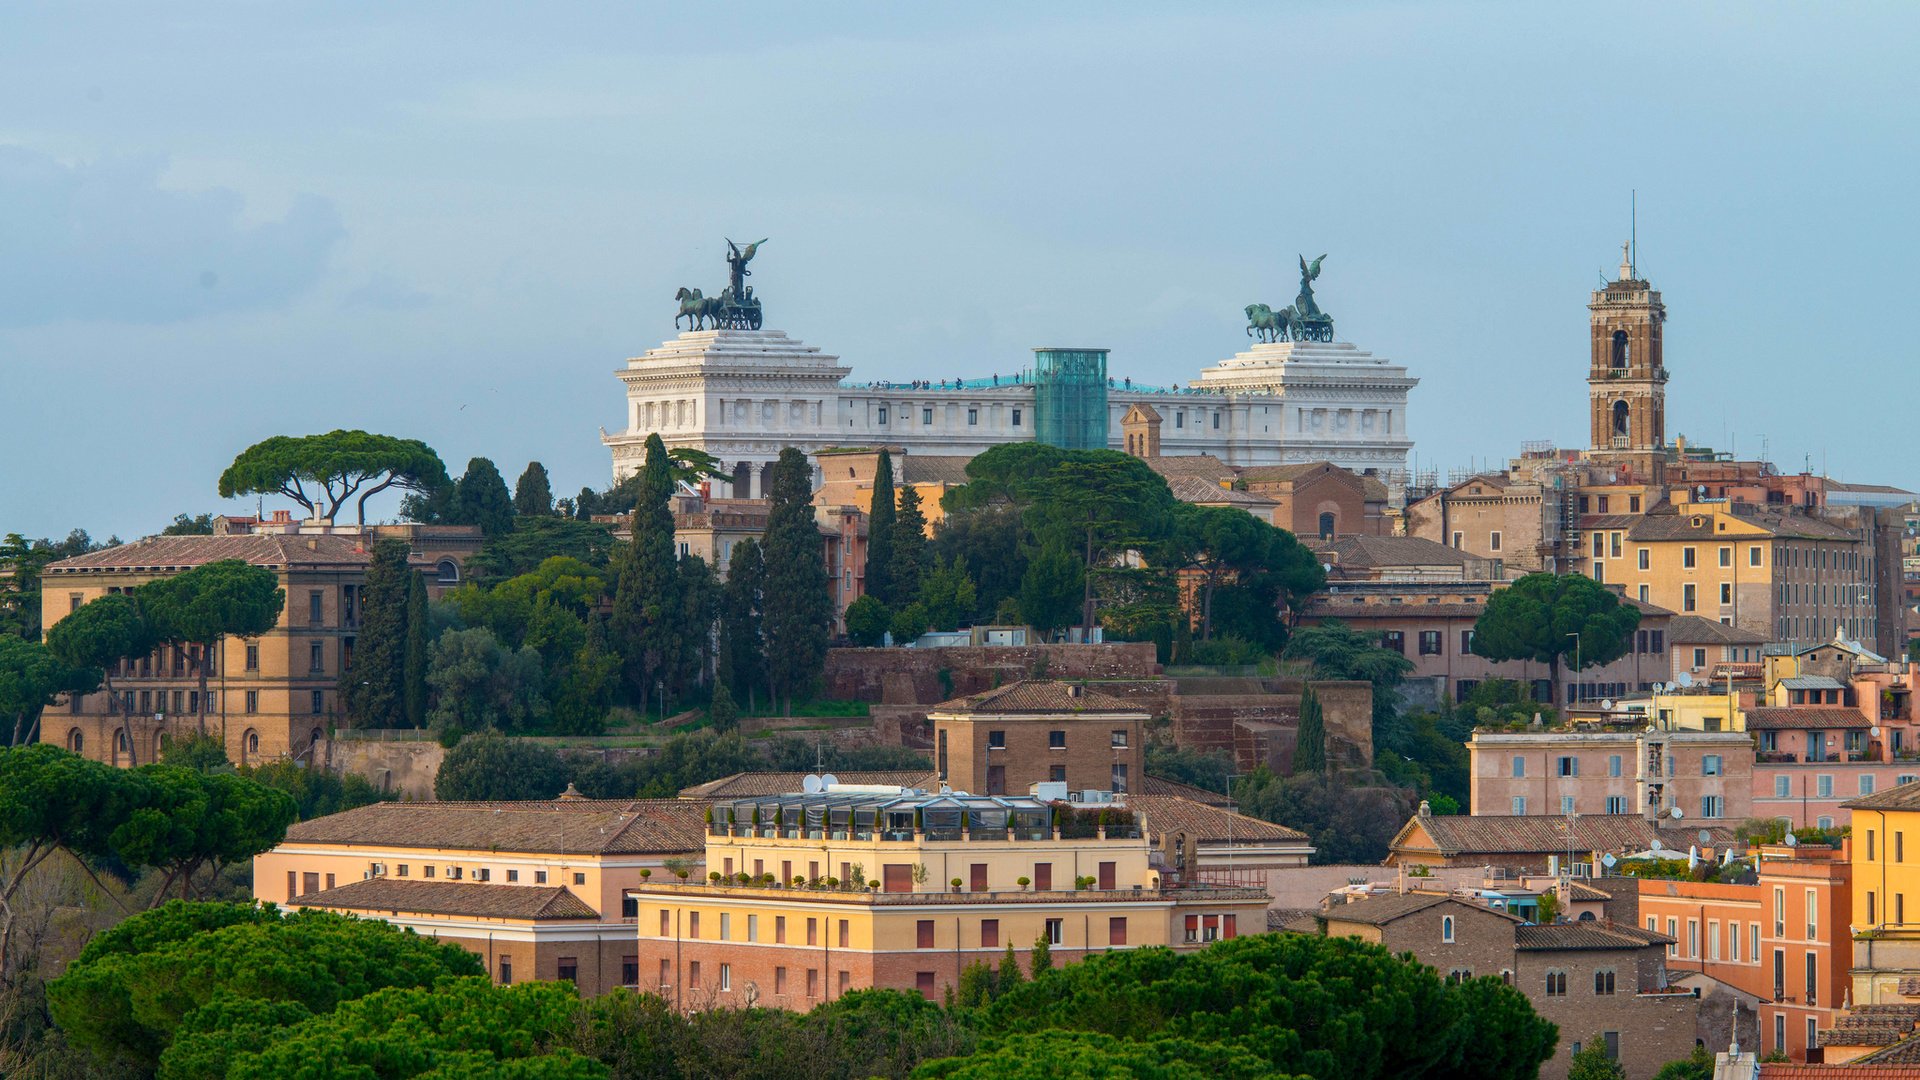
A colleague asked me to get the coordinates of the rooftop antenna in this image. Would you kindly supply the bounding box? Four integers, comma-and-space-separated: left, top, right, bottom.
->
1630, 189, 1637, 277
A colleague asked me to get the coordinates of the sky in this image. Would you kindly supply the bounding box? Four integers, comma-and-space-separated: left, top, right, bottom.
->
3, 2, 1916, 541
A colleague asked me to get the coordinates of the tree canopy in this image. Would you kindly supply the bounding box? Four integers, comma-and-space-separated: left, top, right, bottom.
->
1470, 573, 1641, 699
0, 635, 99, 746
760, 449, 833, 711
514, 461, 555, 516
218, 430, 448, 525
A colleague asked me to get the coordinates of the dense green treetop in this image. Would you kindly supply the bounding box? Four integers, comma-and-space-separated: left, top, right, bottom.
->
912, 1030, 1289, 1080
218, 430, 448, 525
465, 517, 618, 581
865, 449, 897, 607
48, 902, 485, 1077
1471, 572, 1641, 679
514, 461, 555, 517
160, 513, 214, 536
0, 634, 100, 746
137, 560, 284, 651
434, 733, 571, 801
452, 457, 517, 536
43, 592, 157, 677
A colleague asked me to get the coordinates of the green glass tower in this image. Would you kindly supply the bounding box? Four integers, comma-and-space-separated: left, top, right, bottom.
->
1031, 347, 1109, 450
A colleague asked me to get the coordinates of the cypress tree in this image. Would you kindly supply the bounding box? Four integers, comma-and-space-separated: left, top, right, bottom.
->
890, 481, 928, 604
513, 461, 554, 516
451, 457, 515, 535
759, 448, 832, 714
1293, 685, 1326, 775
865, 449, 896, 606
341, 539, 410, 726
718, 538, 766, 712
402, 569, 429, 727
609, 435, 680, 718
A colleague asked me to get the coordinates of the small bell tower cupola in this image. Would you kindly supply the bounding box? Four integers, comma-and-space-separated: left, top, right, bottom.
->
1587, 240, 1668, 481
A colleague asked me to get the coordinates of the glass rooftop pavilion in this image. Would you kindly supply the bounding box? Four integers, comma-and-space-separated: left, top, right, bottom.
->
706, 789, 1140, 844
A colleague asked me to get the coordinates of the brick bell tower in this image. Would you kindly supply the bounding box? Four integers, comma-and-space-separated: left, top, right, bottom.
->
1587, 242, 1668, 481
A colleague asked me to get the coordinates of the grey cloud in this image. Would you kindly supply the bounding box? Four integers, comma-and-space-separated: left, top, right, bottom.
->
0, 145, 344, 327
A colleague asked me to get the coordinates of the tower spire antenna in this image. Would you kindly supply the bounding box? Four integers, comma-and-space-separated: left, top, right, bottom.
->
1630, 189, 1637, 277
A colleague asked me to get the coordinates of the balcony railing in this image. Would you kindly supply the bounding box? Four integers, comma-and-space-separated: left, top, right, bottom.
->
707, 823, 1097, 844
1756, 751, 1800, 764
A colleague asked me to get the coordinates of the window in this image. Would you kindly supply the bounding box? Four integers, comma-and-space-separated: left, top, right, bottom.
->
807, 969, 819, 997
244, 690, 259, 714
747, 914, 759, 941
308, 590, 324, 624
1461, 629, 1475, 653
1545, 970, 1567, 997
1703, 755, 1722, 776
720, 913, 731, 940
1750, 923, 1759, 961
622, 956, 639, 986
967, 408, 977, 426
310, 641, 324, 672
921, 408, 932, 425
1593, 969, 1615, 995
1683, 547, 1697, 568
1701, 796, 1724, 818
574, 872, 585, 885
1489, 531, 1502, 552
689, 912, 699, 939
719, 963, 731, 992
499, 958, 512, 984
1560, 796, 1576, 814
1453, 531, 1465, 549
245, 642, 259, 671
1719, 546, 1732, 568
1418, 631, 1441, 655
1638, 548, 1650, 570
1512, 756, 1525, 778
1048, 730, 1066, 749
1720, 583, 1732, 605
981, 919, 999, 947
774, 966, 786, 995
1688, 919, 1699, 957
987, 730, 1005, 749
1817, 775, 1833, 798
1608, 754, 1622, 777
310, 690, 324, 714
1512, 796, 1527, 814
1111, 729, 1129, 749
1010, 408, 1021, 427
1682, 584, 1697, 612
1599, 496, 1611, 514
1592, 532, 1604, 559
1109, 916, 1128, 946
1775, 775, 1791, 798
1605, 796, 1628, 814
1442, 915, 1454, 943
1048, 764, 1066, 783
914, 971, 935, 998
1381, 631, 1404, 653
917, 920, 934, 948
1033, 863, 1052, 891
1557, 756, 1579, 777
838, 919, 849, 948
557, 958, 577, 984
1808, 889, 1819, 938
1045, 918, 1064, 945
1806, 952, 1817, 1005
1750, 546, 1763, 567
877, 406, 888, 424
534, 870, 547, 884
1862, 775, 1877, 796
1611, 532, 1622, 558
1111, 763, 1129, 792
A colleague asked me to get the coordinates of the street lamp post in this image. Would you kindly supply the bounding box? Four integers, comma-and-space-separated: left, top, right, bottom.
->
1565, 632, 1581, 708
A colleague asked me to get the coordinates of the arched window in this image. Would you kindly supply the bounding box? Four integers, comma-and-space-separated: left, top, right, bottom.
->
1442, 915, 1455, 943
242, 728, 260, 764
1578, 910, 1597, 922
1611, 330, 1629, 368
66, 728, 84, 753
1545, 969, 1568, 997
115, 729, 129, 752
435, 560, 459, 585
1612, 400, 1630, 438
1594, 968, 1616, 995
1318, 512, 1337, 540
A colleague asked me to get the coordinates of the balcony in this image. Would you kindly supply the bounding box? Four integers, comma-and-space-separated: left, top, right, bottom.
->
1756, 751, 1800, 764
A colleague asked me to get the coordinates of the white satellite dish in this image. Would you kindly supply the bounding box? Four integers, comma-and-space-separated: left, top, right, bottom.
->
1670, 806, 1685, 819
819, 773, 840, 788
1600, 853, 1617, 868
1677, 672, 1695, 688
802, 774, 823, 794
1698, 829, 1712, 845
1873, 726, 1882, 737
1601, 699, 1615, 711
1784, 832, 1799, 848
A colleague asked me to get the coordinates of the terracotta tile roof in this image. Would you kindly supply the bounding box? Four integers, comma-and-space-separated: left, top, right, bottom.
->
929, 680, 1143, 715
898, 455, 975, 486
1139, 774, 1235, 807
1319, 892, 1482, 926
1711, 662, 1765, 679
1666, 615, 1770, 646
1397, 813, 1736, 858
1166, 475, 1275, 507
282, 799, 707, 856
1746, 707, 1870, 730
1268, 908, 1321, 933
1565, 881, 1613, 901
1234, 462, 1331, 485
1820, 1005, 1920, 1050
294, 878, 600, 920
678, 770, 939, 799
1845, 777, 1920, 812
46, 532, 375, 573
1127, 795, 1308, 844
1514, 922, 1671, 951
1764, 1066, 1920, 1079
1857, 1024, 1920, 1064
1627, 508, 1859, 543
1314, 535, 1478, 569
1576, 514, 1643, 530
1143, 455, 1236, 482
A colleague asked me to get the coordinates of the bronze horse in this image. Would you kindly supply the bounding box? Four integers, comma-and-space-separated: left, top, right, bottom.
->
674, 287, 725, 330
1244, 303, 1293, 344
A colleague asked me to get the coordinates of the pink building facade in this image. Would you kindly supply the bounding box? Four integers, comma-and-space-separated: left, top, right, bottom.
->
1469, 728, 1755, 823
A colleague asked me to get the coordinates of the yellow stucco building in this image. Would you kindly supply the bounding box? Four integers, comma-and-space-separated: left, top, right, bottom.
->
1843, 782, 1920, 1006
627, 786, 1270, 1009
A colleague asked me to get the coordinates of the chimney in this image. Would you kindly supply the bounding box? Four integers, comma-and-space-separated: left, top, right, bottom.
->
306, 538, 318, 551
